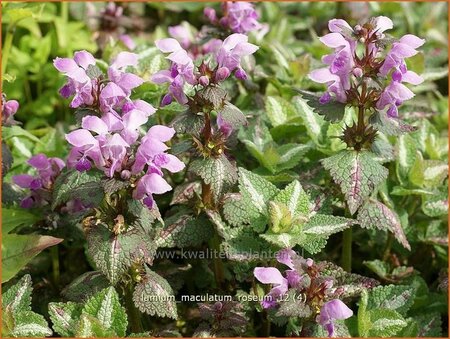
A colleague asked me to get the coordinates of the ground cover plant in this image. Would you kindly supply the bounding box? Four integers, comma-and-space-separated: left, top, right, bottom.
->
1, 1, 448, 338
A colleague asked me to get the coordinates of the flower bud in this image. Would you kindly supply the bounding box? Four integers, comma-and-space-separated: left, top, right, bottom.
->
235, 68, 247, 80
353, 67, 363, 77
161, 94, 173, 107
121, 170, 131, 180
215, 67, 230, 82
199, 75, 209, 87
204, 7, 217, 22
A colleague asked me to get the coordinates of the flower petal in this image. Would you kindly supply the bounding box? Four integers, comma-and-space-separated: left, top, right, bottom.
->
254, 267, 285, 285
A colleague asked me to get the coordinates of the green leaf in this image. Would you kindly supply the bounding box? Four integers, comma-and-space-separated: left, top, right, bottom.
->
276, 143, 310, 171
409, 152, 448, 188
395, 134, 417, 185
295, 90, 346, 122
171, 109, 205, 136
82, 287, 127, 337
2, 274, 32, 314
133, 268, 177, 319
75, 314, 117, 338
86, 225, 155, 284
2, 275, 52, 337
293, 96, 326, 144
2, 233, 63, 283
357, 199, 411, 250
189, 154, 237, 202
265, 96, 297, 126
369, 110, 416, 136
48, 302, 83, 337
8, 311, 53, 337
218, 103, 247, 131
273, 180, 310, 217
1, 207, 41, 234
303, 214, 355, 237
357, 290, 407, 338
52, 169, 104, 209
364, 308, 407, 337
322, 150, 388, 215
366, 285, 415, 315
422, 190, 448, 217
61, 271, 111, 302
415, 313, 442, 337
237, 167, 280, 216
156, 212, 214, 248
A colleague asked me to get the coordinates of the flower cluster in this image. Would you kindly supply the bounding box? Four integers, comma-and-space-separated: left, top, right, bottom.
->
254, 249, 353, 337
309, 16, 425, 118
204, 1, 263, 35
152, 33, 258, 106
55, 51, 185, 209
2, 93, 19, 126
12, 154, 65, 208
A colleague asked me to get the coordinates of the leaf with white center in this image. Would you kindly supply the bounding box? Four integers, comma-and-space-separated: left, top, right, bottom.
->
82, 287, 127, 337
87, 224, 155, 284
9, 312, 53, 338
357, 199, 411, 250
238, 168, 280, 215
422, 190, 448, 217
295, 90, 347, 123
395, 134, 417, 185
366, 285, 415, 316
273, 180, 310, 217
2, 275, 52, 337
61, 271, 110, 302
2, 274, 32, 314
265, 96, 297, 127
49, 302, 83, 337
293, 95, 326, 144
365, 309, 407, 337
303, 214, 355, 236
156, 211, 214, 248
218, 102, 247, 131
322, 150, 388, 214
260, 232, 327, 254
189, 154, 238, 202
357, 290, 407, 338
52, 169, 104, 210
276, 143, 310, 171
369, 110, 416, 136
133, 268, 177, 319
75, 314, 116, 338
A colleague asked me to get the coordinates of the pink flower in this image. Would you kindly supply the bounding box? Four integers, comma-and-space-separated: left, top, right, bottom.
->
2, 94, 19, 126
317, 299, 353, 337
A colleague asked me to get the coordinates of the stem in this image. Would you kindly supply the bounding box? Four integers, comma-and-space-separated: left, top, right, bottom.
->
124, 283, 144, 333
1, 24, 15, 81
50, 246, 60, 286
210, 232, 224, 289
383, 233, 394, 261
357, 105, 365, 134
262, 309, 271, 336
342, 228, 352, 272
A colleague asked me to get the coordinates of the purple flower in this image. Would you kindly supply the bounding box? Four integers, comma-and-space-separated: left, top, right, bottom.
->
168, 25, 193, 50
13, 154, 65, 208
132, 173, 172, 208
224, 1, 262, 34
215, 33, 258, 79
152, 38, 197, 105
205, 2, 264, 35
317, 299, 353, 337
119, 34, 136, 50
131, 125, 185, 175
253, 267, 288, 309
2, 94, 19, 126
379, 34, 425, 80
376, 80, 417, 117
309, 69, 347, 103
54, 51, 96, 108
107, 52, 144, 96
